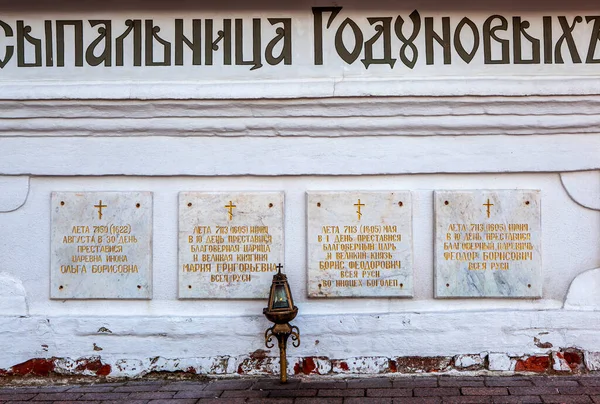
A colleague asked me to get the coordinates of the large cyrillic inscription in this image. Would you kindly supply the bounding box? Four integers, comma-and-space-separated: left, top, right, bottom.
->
307, 191, 413, 298
178, 192, 284, 299
0, 9, 598, 80
50, 192, 153, 299
434, 190, 542, 298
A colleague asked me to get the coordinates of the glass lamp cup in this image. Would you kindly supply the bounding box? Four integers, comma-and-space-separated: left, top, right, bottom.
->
272, 284, 290, 309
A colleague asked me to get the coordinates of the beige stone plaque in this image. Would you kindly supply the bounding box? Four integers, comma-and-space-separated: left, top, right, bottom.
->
307, 191, 413, 298
434, 190, 542, 298
50, 192, 153, 299
178, 192, 284, 299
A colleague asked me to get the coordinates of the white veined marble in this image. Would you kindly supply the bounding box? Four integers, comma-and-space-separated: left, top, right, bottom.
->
434, 190, 541, 298
307, 191, 413, 298
178, 192, 284, 299
50, 192, 153, 299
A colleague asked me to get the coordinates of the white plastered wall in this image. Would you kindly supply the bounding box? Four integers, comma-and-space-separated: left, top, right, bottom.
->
0, 0, 599, 376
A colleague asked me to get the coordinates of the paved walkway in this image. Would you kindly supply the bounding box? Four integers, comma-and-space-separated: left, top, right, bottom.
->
0, 375, 599, 403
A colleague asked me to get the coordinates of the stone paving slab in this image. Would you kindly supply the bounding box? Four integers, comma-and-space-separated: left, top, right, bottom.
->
0, 375, 598, 402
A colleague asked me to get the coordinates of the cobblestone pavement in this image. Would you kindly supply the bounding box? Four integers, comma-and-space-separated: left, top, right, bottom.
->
0, 375, 599, 403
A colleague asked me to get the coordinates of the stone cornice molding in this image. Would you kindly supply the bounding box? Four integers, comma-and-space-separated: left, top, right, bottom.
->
2, 77, 600, 101
1, 78, 599, 176
2, 93, 600, 138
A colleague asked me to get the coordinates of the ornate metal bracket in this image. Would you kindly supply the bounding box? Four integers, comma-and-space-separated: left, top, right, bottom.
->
265, 323, 301, 383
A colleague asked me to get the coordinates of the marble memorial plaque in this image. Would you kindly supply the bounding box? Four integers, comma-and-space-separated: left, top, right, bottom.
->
178, 192, 284, 299
434, 190, 541, 298
307, 191, 413, 298
50, 192, 153, 299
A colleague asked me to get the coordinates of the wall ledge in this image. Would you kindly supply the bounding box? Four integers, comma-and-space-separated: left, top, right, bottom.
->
3, 77, 600, 101
3, 95, 600, 138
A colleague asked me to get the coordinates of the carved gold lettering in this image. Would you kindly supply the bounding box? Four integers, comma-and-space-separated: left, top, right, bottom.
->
445, 221, 535, 271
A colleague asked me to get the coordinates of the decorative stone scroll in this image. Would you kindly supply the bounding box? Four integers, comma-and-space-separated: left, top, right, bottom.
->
307, 191, 413, 298
50, 192, 153, 299
178, 192, 284, 299
434, 190, 542, 298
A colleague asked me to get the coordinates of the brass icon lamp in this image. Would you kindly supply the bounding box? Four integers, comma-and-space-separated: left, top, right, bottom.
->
264, 263, 300, 383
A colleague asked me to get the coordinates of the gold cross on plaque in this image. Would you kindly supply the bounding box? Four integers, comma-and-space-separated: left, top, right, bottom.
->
94, 200, 107, 220
354, 199, 365, 220
225, 200, 237, 221
483, 198, 494, 218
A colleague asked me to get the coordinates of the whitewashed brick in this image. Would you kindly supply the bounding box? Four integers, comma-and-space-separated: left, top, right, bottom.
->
585, 351, 600, 371
488, 353, 514, 371
455, 354, 485, 368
